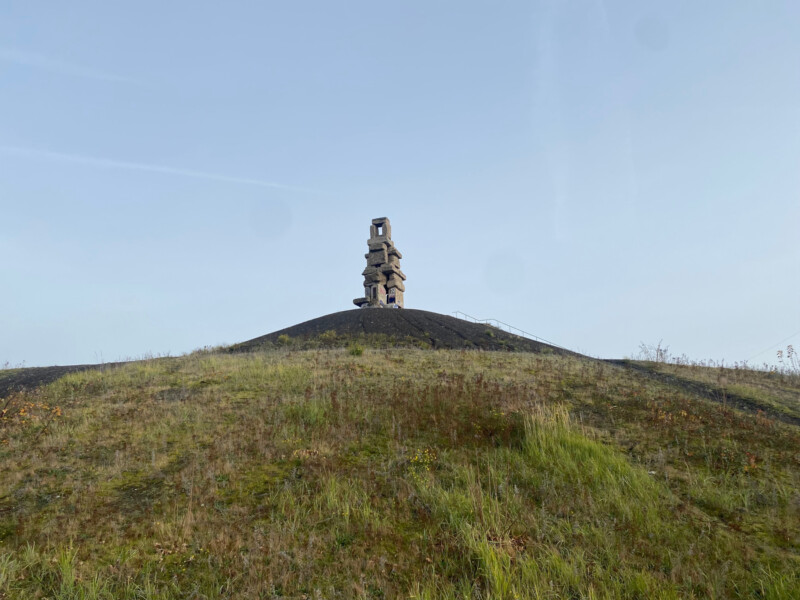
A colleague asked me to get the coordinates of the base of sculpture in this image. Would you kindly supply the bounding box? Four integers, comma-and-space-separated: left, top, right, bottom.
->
353, 298, 402, 309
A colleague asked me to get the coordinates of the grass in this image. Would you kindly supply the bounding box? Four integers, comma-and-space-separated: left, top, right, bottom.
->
0, 369, 22, 385
0, 348, 798, 598
638, 360, 800, 422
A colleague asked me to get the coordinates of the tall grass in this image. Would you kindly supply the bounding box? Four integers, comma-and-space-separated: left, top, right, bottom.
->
0, 348, 798, 598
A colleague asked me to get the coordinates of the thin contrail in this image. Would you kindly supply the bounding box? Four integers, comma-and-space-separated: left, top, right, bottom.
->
0, 48, 140, 84
0, 145, 323, 194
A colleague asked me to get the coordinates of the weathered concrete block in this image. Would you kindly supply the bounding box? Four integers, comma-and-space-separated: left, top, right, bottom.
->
370, 217, 391, 239
386, 289, 403, 307
387, 274, 405, 292
367, 249, 388, 267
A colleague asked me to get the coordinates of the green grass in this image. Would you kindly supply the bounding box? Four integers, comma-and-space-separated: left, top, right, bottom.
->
0, 349, 798, 598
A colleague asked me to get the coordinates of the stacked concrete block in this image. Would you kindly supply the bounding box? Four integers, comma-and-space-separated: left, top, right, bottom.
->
353, 217, 406, 308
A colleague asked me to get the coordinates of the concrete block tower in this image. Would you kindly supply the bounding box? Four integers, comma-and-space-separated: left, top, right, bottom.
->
353, 217, 406, 308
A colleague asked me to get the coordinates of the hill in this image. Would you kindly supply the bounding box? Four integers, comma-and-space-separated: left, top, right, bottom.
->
0, 310, 559, 401
1, 342, 799, 597
230, 308, 573, 354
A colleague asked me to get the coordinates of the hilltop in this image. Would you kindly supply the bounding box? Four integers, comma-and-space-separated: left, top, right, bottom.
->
0, 319, 799, 598
230, 308, 573, 354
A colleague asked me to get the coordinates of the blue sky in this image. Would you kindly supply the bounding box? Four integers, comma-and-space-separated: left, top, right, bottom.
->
1, 1, 798, 367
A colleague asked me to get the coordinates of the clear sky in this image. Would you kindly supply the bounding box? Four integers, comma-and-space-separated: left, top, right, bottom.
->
1, 1, 798, 367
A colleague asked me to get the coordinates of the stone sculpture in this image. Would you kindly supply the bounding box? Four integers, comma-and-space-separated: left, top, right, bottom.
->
353, 217, 405, 308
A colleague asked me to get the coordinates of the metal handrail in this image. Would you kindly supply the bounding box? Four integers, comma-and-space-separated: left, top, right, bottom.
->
452, 311, 568, 351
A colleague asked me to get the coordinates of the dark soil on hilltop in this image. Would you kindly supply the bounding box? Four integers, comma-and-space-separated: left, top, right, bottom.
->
230, 308, 576, 355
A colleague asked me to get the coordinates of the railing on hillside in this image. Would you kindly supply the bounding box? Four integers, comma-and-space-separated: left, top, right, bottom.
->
452, 311, 568, 351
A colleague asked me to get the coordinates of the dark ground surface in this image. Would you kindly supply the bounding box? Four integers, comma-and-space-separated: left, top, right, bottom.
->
230, 308, 577, 355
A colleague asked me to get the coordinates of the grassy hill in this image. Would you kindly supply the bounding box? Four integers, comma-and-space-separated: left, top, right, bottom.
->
1, 345, 798, 598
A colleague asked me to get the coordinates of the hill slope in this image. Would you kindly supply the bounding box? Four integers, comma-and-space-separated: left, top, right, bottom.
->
1, 347, 798, 598
0, 363, 123, 401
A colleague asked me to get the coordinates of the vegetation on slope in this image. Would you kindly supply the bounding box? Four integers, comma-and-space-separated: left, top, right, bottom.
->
634, 360, 800, 423
0, 348, 798, 599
